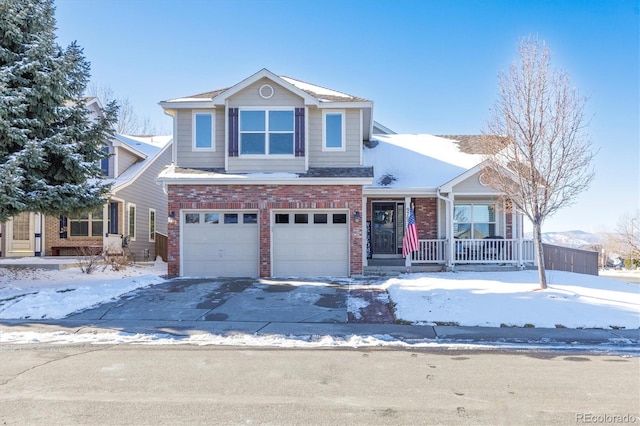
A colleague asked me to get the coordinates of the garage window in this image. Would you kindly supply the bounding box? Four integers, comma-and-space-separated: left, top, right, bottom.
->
333, 213, 347, 224
294, 214, 308, 224
314, 214, 328, 224
224, 213, 238, 224
275, 214, 289, 224
243, 213, 258, 224
185, 213, 200, 224
204, 213, 219, 224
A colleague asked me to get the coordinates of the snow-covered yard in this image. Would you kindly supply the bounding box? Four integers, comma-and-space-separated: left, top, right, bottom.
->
0, 258, 638, 346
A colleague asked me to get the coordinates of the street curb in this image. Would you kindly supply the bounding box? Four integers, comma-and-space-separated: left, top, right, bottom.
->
1, 319, 638, 348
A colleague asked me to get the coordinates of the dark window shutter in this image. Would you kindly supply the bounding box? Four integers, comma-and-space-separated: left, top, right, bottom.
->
295, 107, 305, 157
59, 215, 68, 239
228, 108, 239, 157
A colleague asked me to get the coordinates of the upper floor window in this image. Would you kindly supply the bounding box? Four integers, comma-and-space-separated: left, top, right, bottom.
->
193, 112, 214, 150
100, 146, 109, 176
323, 110, 345, 151
240, 109, 294, 155
454, 203, 496, 239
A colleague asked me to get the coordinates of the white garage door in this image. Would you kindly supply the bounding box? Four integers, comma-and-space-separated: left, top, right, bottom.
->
182, 211, 259, 277
272, 211, 349, 277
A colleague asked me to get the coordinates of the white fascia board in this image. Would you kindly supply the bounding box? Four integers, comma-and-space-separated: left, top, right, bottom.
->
158, 177, 373, 186
438, 163, 486, 192
159, 100, 217, 109
111, 139, 148, 160
318, 102, 373, 109
112, 143, 172, 193
453, 191, 504, 197
211, 69, 319, 106
363, 187, 438, 197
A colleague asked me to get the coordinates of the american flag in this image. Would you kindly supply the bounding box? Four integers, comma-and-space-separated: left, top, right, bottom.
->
402, 207, 419, 258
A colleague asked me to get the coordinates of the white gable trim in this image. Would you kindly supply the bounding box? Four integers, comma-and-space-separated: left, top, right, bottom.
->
211, 69, 318, 106
112, 142, 172, 193
438, 162, 487, 193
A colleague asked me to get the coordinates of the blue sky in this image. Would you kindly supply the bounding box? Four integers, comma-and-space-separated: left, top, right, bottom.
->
53, 0, 639, 234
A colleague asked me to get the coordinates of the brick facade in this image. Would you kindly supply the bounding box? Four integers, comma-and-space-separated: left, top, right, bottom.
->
167, 184, 363, 277
414, 198, 438, 239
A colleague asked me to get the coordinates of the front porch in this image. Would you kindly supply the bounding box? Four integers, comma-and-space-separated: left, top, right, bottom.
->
364, 238, 536, 275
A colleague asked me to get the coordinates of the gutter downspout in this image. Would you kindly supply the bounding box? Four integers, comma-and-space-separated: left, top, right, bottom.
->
437, 188, 454, 270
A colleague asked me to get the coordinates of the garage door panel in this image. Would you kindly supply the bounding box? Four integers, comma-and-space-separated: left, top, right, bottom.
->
272, 211, 349, 277
182, 213, 258, 277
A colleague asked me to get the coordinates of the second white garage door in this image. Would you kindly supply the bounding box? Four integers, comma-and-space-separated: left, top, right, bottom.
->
272, 211, 349, 277
182, 211, 259, 277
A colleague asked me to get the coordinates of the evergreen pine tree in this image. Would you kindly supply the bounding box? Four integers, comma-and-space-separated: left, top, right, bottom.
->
0, 0, 117, 222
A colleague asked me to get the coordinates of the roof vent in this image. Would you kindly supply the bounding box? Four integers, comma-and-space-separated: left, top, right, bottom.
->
378, 173, 396, 186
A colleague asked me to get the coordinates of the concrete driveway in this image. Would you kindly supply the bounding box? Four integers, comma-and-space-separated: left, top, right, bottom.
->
67, 277, 355, 324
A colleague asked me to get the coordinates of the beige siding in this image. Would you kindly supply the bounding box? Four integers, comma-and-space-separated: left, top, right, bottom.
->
227, 156, 305, 173
453, 171, 495, 193
114, 146, 172, 261
175, 109, 224, 169
228, 77, 304, 108
117, 148, 138, 176
309, 108, 362, 167
226, 78, 305, 172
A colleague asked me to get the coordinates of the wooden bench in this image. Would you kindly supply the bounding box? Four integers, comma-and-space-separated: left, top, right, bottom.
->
51, 245, 102, 256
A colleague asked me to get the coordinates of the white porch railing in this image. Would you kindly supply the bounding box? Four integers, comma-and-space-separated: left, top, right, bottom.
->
411, 239, 536, 265
411, 239, 447, 263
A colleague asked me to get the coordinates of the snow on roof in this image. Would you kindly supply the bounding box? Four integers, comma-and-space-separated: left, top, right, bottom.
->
280, 76, 353, 100
109, 134, 172, 189
364, 134, 484, 189
158, 164, 299, 180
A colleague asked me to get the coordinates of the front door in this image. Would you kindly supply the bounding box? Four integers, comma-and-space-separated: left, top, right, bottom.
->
6, 212, 34, 257
372, 202, 397, 255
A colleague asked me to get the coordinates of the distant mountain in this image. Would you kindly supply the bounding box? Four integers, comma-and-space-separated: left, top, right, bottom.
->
524, 230, 603, 249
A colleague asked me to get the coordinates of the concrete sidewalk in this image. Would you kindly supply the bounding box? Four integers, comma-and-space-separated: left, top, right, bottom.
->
0, 275, 638, 349
1, 318, 638, 349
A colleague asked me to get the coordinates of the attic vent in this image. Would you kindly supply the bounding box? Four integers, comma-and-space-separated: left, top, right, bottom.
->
259, 84, 274, 99
378, 173, 397, 186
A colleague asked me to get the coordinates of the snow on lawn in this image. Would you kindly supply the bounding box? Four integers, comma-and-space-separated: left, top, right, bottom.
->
384, 270, 640, 329
0, 258, 638, 335
0, 258, 166, 320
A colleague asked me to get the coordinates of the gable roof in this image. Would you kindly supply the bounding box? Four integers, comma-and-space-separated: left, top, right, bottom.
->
108, 134, 172, 191
159, 68, 372, 107
364, 134, 484, 193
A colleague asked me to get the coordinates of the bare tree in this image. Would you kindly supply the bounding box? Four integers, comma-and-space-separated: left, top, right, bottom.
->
613, 210, 640, 268
87, 83, 158, 135
481, 38, 596, 289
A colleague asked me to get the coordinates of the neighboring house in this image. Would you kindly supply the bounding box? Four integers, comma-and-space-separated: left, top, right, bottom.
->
157, 68, 534, 278
0, 99, 172, 261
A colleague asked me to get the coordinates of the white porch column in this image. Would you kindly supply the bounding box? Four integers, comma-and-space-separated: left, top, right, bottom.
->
34, 213, 43, 256
404, 196, 412, 268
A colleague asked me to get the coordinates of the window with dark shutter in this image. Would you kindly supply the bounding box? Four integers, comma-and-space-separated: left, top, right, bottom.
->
228, 108, 239, 157
295, 107, 305, 157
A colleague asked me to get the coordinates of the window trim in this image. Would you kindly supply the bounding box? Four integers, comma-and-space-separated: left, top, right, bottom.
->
322, 110, 346, 152
192, 112, 215, 151
239, 107, 295, 157
69, 208, 104, 238
149, 208, 156, 242
128, 203, 137, 241
453, 203, 497, 239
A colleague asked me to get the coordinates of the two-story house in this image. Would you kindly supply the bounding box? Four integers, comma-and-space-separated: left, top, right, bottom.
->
158, 69, 535, 278
158, 69, 373, 277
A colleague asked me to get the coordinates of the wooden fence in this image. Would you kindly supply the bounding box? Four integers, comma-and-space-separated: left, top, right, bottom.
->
155, 233, 168, 262
542, 243, 599, 276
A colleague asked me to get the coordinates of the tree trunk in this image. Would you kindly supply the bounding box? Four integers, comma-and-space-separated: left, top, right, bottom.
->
533, 223, 548, 289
